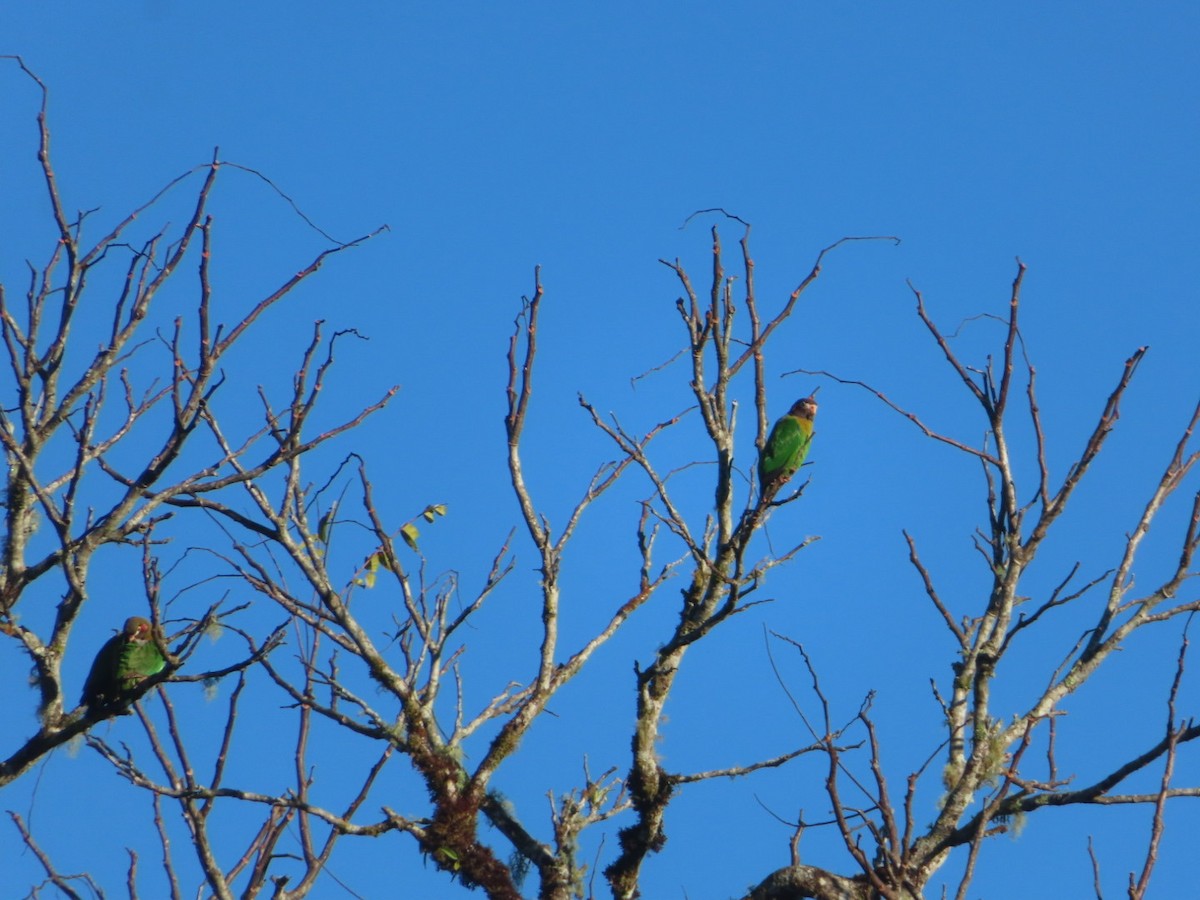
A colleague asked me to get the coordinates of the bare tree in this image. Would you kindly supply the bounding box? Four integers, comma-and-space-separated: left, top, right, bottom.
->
4, 63, 1199, 900
0, 53, 390, 874
742, 266, 1200, 899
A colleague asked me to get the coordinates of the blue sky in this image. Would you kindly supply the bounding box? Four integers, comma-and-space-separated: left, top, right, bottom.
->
2, 3, 1199, 898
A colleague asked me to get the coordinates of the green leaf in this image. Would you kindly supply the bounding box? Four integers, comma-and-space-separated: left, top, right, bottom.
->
355, 549, 390, 588
422, 503, 448, 523
401, 522, 419, 549
317, 501, 338, 543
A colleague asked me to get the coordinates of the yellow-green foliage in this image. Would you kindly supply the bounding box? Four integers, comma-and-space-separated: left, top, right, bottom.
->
979, 718, 1008, 788
942, 758, 964, 792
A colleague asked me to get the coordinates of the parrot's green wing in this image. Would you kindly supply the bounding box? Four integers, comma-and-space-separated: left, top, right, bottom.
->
758, 415, 814, 492
120, 639, 166, 687
80, 633, 128, 707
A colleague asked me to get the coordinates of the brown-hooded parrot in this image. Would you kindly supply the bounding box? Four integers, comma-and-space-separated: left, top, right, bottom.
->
80, 616, 166, 710
758, 396, 818, 497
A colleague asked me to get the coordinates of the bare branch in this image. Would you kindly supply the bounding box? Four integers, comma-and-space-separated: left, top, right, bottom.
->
796, 368, 999, 464
10, 811, 104, 900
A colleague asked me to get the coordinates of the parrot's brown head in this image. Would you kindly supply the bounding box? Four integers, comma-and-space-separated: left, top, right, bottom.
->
123, 617, 154, 642
789, 396, 818, 422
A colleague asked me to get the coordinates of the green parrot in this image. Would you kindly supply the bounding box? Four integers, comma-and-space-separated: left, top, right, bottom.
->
80, 616, 166, 710
758, 396, 818, 497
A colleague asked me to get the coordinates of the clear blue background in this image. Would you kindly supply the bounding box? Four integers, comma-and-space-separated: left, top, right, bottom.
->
2, 3, 1198, 898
